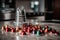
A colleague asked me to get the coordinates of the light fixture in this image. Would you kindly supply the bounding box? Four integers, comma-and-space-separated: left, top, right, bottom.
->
34, 1, 39, 5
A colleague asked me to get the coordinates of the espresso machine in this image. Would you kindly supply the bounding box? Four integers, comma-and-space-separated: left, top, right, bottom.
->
0, 0, 16, 21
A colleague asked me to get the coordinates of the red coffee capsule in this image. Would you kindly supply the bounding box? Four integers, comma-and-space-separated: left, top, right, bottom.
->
21, 31, 26, 35
27, 27, 30, 30
6, 28, 8, 32
49, 31, 53, 36
11, 28, 15, 32
5, 25, 9, 28
11, 29, 14, 32
27, 29, 30, 32
54, 32, 58, 36
27, 29, 30, 35
35, 25, 38, 30
32, 27, 35, 31
16, 27, 19, 32
37, 25, 41, 29
19, 30, 22, 34
23, 27, 26, 30
45, 28, 48, 33
23, 29, 26, 32
30, 27, 33, 31
8, 28, 11, 32
40, 30, 43, 33
21, 32, 24, 35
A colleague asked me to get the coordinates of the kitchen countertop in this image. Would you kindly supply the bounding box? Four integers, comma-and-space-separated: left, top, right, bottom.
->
0, 21, 60, 40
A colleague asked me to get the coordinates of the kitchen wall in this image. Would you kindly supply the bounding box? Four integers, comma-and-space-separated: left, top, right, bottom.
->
16, 0, 33, 12
16, 0, 45, 13
15, 0, 45, 21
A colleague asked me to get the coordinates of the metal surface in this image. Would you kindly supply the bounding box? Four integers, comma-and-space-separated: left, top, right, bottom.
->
0, 8, 15, 20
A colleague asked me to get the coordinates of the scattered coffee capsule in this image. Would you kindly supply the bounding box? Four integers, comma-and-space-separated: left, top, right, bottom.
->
49, 31, 53, 36
35, 25, 38, 30
23, 29, 26, 32
27, 27, 30, 30
52, 29, 56, 33
54, 33, 58, 36
27, 29, 30, 35
32, 27, 35, 31
21, 32, 24, 35
32, 30, 35, 34
45, 28, 48, 33
8, 28, 11, 32
48, 27, 52, 31
5, 25, 8, 28
19, 30, 22, 34
11, 28, 14, 32
6, 28, 8, 32
21, 31, 26, 35
1, 26, 5, 30
40, 30, 43, 34
37, 25, 40, 29
36, 30, 40, 36
16, 27, 19, 32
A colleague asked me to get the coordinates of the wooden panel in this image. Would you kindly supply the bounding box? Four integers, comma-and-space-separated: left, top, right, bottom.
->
53, 0, 60, 20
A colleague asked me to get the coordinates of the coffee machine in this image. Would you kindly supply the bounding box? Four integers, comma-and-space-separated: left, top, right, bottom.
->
0, 0, 16, 21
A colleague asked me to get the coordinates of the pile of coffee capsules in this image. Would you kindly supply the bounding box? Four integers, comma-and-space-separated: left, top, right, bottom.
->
1, 23, 60, 36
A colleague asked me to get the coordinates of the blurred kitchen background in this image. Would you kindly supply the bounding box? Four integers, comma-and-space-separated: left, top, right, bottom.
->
0, 0, 60, 23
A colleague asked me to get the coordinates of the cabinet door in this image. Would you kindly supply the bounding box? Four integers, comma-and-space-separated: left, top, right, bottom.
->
53, 0, 60, 20
5, 0, 16, 8
45, 0, 53, 20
